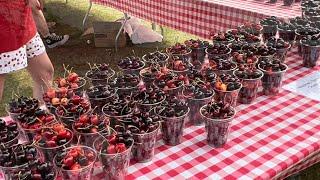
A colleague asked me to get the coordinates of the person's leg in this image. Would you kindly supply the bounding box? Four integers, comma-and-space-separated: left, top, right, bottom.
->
31, 2, 69, 48
0, 74, 5, 102
27, 52, 54, 101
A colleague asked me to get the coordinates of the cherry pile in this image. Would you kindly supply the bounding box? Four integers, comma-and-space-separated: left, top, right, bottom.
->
157, 96, 189, 118
43, 87, 74, 111
154, 72, 186, 91
183, 83, 213, 99
211, 32, 234, 43
34, 124, 72, 148
11, 161, 56, 180
55, 95, 90, 117
234, 67, 263, 79
108, 74, 140, 90
228, 41, 244, 53
118, 56, 144, 70
135, 86, 165, 105
301, 34, 320, 46
54, 146, 96, 170
257, 45, 276, 57
206, 44, 231, 56
143, 51, 169, 65
124, 110, 160, 134
86, 63, 114, 80
289, 17, 310, 28
87, 85, 115, 99
296, 26, 320, 36
73, 114, 109, 134
8, 96, 39, 115
215, 59, 237, 71
167, 43, 191, 55
232, 52, 258, 64
259, 60, 287, 72
0, 143, 37, 167
168, 56, 192, 72
239, 22, 262, 36
215, 74, 241, 91
184, 39, 209, 49
278, 22, 296, 32
16, 108, 55, 130
201, 101, 235, 119
260, 16, 279, 27
55, 71, 83, 90
0, 119, 19, 145
102, 94, 134, 117
267, 37, 290, 49
242, 44, 259, 55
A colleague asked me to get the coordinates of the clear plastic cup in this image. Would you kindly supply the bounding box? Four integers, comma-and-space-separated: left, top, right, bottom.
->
212, 62, 238, 76
132, 122, 160, 163
21, 118, 58, 142
300, 41, 320, 68
182, 90, 214, 126
234, 70, 263, 104
139, 68, 156, 87
214, 84, 242, 107
258, 63, 288, 96
0, 132, 20, 150
137, 96, 166, 112
93, 137, 133, 180
142, 53, 169, 67
200, 105, 236, 147
274, 44, 292, 63
261, 24, 278, 42
34, 128, 73, 161
166, 49, 192, 63
85, 69, 115, 86
190, 47, 206, 63
73, 119, 113, 148
55, 108, 91, 130
278, 28, 296, 44
156, 107, 190, 146
205, 47, 231, 61
88, 92, 116, 114
5, 105, 21, 122
153, 81, 184, 96
54, 145, 97, 180
102, 105, 133, 128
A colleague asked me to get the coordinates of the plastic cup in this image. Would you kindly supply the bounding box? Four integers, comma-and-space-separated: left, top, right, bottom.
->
93, 137, 133, 180
21, 118, 58, 142
213, 62, 238, 76
153, 81, 184, 96
214, 84, 242, 107
278, 28, 296, 44
274, 44, 292, 63
88, 93, 116, 114
234, 71, 263, 104
54, 145, 97, 180
190, 47, 206, 63
34, 128, 73, 161
257, 54, 275, 65
156, 107, 190, 146
205, 47, 231, 61
132, 122, 160, 162
0, 163, 29, 180
258, 64, 288, 96
142, 53, 169, 67
261, 24, 278, 42
139, 68, 156, 87
200, 105, 236, 147
119, 61, 146, 76
300, 41, 320, 68
102, 105, 133, 128
85, 69, 115, 86
0, 132, 19, 150
73, 117, 113, 148
182, 90, 214, 126
137, 96, 166, 112
166, 49, 192, 63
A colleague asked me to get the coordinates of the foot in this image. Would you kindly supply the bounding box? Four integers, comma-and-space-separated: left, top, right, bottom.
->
44, 33, 69, 48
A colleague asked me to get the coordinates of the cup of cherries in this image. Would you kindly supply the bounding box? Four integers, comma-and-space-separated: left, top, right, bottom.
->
266, 37, 291, 63
139, 65, 166, 87
34, 124, 73, 161
214, 74, 242, 107
277, 22, 296, 43
0, 142, 39, 180
200, 101, 236, 147
300, 34, 320, 67
86, 84, 116, 113
206, 44, 231, 61
234, 66, 263, 104
93, 127, 133, 180
0, 119, 19, 149
155, 96, 189, 146
73, 112, 112, 147
258, 59, 288, 96
124, 110, 161, 162
142, 51, 169, 67
108, 73, 140, 95
118, 56, 145, 76
55, 94, 91, 129
85, 63, 115, 86
135, 85, 166, 112
260, 16, 280, 41
153, 71, 186, 96
167, 55, 193, 75
212, 59, 237, 76
182, 82, 214, 126
16, 108, 57, 142
211, 32, 235, 44
231, 52, 259, 67
10, 160, 57, 180
54, 145, 97, 180
43, 87, 75, 115
55, 69, 86, 96
166, 43, 192, 62
6, 96, 39, 121
184, 39, 209, 64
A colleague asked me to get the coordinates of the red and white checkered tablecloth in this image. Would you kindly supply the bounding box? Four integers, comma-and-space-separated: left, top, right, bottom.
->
91, 0, 301, 38
121, 48, 320, 179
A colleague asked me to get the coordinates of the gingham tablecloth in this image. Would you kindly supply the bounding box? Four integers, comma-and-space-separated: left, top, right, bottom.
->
121, 48, 320, 179
91, 0, 301, 38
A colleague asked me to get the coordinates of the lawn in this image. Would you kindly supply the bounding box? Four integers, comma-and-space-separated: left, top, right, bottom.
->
1, 0, 320, 179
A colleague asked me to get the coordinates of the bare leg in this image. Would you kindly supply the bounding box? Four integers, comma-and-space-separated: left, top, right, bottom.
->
27, 53, 54, 101
31, 6, 50, 37
0, 74, 5, 102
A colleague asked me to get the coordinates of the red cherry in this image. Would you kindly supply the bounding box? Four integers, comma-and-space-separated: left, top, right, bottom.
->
79, 114, 89, 123
70, 83, 79, 89
57, 129, 68, 139
71, 163, 81, 170
107, 144, 116, 154
115, 143, 127, 153
87, 152, 95, 161
90, 115, 99, 125
59, 78, 67, 87
68, 149, 79, 158
59, 87, 68, 95
45, 115, 55, 123
63, 156, 74, 167
46, 89, 56, 99
108, 134, 116, 144
47, 140, 57, 147
71, 95, 81, 105
67, 72, 79, 83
